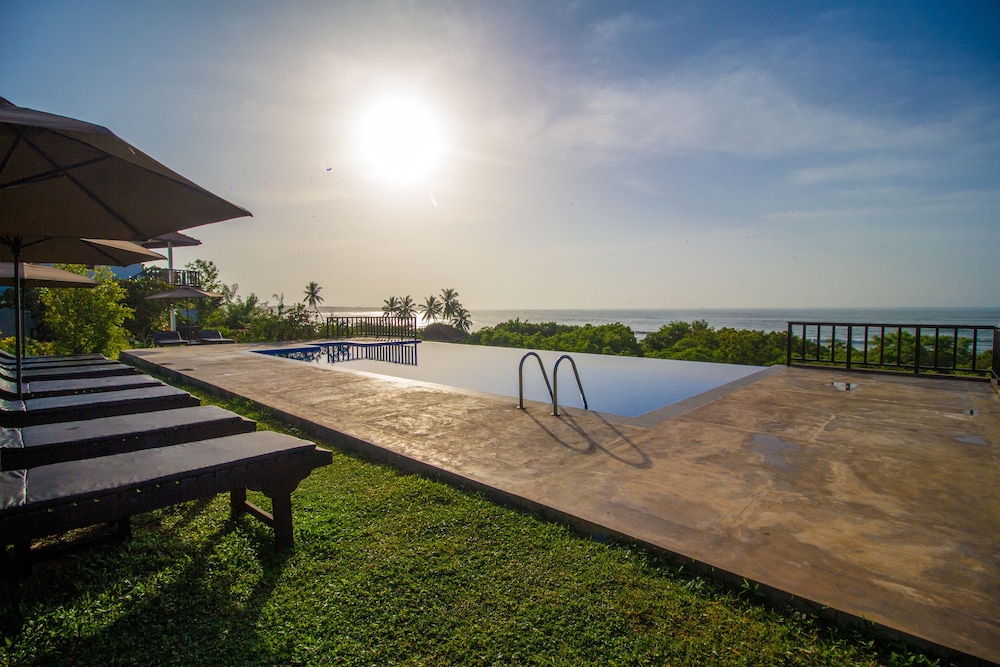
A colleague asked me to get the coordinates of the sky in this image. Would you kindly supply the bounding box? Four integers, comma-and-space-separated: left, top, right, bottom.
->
2, 1, 998, 310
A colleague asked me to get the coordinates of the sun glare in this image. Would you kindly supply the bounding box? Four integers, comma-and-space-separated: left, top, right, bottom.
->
356, 94, 446, 187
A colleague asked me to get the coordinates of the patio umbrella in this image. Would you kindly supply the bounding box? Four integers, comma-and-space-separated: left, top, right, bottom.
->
0, 96, 248, 397
146, 286, 223, 300
0, 97, 251, 240
0, 238, 166, 265
0, 262, 99, 288
146, 286, 223, 336
142, 232, 203, 330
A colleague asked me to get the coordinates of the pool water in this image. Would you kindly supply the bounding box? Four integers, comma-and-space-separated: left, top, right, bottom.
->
255, 341, 770, 419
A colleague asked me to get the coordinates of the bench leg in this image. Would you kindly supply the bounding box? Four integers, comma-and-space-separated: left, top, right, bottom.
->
230, 488, 247, 519
230, 487, 293, 548
271, 493, 293, 549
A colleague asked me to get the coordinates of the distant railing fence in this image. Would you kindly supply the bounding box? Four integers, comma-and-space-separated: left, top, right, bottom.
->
139, 267, 202, 287
325, 316, 417, 340
786, 322, 999, 380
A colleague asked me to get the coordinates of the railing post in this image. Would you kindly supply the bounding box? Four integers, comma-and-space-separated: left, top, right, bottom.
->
846, 325, 854, 367
786, 322, 792, 366
993, 327, 999, 384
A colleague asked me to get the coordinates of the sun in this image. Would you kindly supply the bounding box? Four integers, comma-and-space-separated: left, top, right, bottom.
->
356, 94, 446, 187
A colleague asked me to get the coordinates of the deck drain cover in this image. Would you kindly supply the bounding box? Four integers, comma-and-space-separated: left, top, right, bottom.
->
831, 382, 858, 391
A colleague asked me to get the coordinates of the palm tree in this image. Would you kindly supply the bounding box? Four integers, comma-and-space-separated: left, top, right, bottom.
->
396, 295, 416, 318
302, 281, 324, 317
382, 295, 400, 317
440, 288, 460, 320
418, 295, 442, 324
451, 305, 473, 333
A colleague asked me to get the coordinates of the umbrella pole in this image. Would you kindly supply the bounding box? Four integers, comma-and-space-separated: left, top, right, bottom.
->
12, 242, 23, 400
168, 242, 176, 331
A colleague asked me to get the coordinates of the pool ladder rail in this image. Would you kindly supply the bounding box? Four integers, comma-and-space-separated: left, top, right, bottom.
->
518, 352, 589, 417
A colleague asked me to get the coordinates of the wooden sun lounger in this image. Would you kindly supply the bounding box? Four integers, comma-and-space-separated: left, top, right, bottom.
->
0, 357, 120, 370
0, 405, 257, 470
0, 431, 333, 575
0, 351, 105, 364
198, 330, 235, 344
0, 374, 163, 400
154, 331, 189, 347
1, 385, 201, 428
0, 362, 141, 382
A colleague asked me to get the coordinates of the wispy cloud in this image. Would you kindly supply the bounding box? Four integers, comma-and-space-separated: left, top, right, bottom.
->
588, 12, 656, 50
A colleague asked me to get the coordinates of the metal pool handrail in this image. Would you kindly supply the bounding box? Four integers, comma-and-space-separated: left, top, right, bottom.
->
518, 352, 553, 410
552, 355, 589, 417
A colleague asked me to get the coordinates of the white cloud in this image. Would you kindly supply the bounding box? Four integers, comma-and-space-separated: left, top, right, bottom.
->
588, 12, 655, 49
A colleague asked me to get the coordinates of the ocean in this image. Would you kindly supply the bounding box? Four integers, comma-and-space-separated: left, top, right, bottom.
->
323, 307, 1000, 337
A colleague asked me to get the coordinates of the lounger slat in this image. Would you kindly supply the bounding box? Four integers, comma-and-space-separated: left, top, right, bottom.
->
1, 374, 163, 400
1, 386, 201, 428
1, 358, 120, 370
0, 364, 141, 382
1, 405, 257, 470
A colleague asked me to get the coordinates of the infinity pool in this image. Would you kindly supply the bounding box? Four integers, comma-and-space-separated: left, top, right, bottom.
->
255, 341, 771, 420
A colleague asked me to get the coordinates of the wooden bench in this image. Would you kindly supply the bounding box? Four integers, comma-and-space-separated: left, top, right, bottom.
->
153, 330, 189, 347
1, 405, 257, 470
1, 385, 202, 428
0, 431, 332, 575
0, 362, 141, 382
0, 373, 163, 400
198, 329, 235, 344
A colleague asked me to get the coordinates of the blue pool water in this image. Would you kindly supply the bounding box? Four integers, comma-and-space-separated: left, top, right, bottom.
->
255, 341, 770, 419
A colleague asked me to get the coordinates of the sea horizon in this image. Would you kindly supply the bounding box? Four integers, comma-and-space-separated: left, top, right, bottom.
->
321, 306, 1000, 335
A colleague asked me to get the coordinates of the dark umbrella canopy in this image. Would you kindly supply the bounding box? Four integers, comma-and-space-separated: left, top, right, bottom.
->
141, 232, 202, 249
0, 97, 251, 240
0, 263, 99, 288
0, 237, 165, 265
146, 286, 223, 300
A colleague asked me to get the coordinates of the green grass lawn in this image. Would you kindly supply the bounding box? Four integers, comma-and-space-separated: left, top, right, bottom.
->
0, 389, 947, 666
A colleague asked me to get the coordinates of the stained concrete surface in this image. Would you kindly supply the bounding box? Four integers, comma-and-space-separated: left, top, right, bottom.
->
122, 344, 1000, 663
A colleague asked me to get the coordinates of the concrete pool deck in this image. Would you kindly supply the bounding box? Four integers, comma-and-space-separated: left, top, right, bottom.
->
122, 343, 1000, 664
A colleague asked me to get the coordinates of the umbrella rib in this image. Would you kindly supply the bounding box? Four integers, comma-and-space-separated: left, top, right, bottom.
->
0, 155, 111, 190
0, 126, 25, 175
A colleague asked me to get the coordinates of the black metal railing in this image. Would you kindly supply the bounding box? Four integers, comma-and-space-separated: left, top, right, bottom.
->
140, 267, 202, 287
325, 316, 417, 340
325, 341, 418, 365
786, 322, 999, 380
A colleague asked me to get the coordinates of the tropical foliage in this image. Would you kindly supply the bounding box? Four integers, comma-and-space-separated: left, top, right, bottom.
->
467, 319, 642, 356
36, 265, 135, 357
384, 288, 472, 332
641, 320, 787, 366
467, 319, 787, 366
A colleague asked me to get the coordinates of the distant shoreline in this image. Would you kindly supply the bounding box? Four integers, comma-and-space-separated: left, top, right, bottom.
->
319, 306, 1000, 335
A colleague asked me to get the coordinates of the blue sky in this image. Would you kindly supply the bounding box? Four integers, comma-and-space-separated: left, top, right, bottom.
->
3, 1, 998, 309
